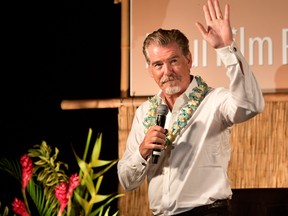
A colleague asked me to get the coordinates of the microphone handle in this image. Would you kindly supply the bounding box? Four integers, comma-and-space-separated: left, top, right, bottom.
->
151, 114, 166, 164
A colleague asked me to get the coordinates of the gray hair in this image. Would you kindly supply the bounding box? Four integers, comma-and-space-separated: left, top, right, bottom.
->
142, 28, 190, 65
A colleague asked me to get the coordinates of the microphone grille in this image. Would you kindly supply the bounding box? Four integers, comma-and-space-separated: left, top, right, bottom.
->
157, 104, 168, 116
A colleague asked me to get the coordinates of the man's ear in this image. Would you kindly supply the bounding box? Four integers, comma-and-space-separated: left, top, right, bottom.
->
186, 52, 193, 68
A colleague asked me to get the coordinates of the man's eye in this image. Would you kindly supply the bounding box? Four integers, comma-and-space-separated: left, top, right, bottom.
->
154, 63, 162, 69
171, 59, 178, 64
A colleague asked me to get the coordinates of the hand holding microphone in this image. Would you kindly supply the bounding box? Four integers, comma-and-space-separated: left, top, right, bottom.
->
152, 104, 168, 164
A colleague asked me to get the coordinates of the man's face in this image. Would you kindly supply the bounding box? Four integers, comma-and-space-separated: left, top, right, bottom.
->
147, 42, 192, 96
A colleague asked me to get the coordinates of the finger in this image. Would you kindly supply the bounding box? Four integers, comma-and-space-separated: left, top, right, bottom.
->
207, 0, 217, 20
214, 0, 223, 19
203, 4, 212, 22
153, 143, 164, 150
152, 137, 165, 145
224, 3, 230, 21
195, 22, 208, 37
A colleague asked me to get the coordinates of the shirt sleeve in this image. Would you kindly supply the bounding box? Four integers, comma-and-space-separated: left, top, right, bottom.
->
117, 103, 150, 191
215, 41, 265, 124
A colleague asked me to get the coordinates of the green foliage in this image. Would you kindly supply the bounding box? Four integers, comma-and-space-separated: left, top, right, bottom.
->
0, 157, 22, 183
0, 128, 124, 216
71, 129, 124, 216
0, 201, 12, 216
27, 141, 69, 216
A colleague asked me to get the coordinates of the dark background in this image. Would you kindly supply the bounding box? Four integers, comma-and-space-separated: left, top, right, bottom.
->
1, 0, 122, 214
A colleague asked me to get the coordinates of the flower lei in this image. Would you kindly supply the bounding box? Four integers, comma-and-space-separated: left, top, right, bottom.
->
143, 75, 210, 145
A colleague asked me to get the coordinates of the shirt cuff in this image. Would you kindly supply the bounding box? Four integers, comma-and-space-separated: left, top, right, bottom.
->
136, 148, 148, 166
215, 41, 239, 67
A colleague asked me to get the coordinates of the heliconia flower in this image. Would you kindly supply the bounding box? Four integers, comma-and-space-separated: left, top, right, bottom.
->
20, 154, 33, 190
55, 173, 80, 215
12, 197, 29, 216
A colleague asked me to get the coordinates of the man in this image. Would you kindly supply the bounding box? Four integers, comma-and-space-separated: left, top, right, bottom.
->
117, 0, 265, 215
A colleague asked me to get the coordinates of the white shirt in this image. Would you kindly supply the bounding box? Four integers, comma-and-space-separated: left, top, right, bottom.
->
117, 42, 265, 215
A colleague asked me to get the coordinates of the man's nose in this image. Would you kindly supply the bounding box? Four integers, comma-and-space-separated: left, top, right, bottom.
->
163, 63, 173, 75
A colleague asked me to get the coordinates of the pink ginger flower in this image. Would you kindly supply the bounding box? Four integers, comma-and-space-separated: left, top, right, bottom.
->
12, 197, 29, 216
67, 173, 80, 197
55, 173, 80, 215
55, 182, 69, 214
20, 154, 33, 190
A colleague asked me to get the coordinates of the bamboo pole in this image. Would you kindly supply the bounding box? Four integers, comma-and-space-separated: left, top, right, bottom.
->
61, 93, 288, 110
61, 97, 147, 109
120, 0, 130, 98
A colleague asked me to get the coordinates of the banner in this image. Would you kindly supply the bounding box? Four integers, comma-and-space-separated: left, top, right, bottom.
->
130, 0, 288, 96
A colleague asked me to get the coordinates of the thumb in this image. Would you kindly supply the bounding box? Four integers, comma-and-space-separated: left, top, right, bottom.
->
195, 22, 207, 38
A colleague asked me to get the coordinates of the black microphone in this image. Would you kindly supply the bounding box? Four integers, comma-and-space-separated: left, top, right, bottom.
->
152, 104, 168, 164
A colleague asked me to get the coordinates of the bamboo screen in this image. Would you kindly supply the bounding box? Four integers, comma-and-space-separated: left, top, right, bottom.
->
117, 93, 288, 216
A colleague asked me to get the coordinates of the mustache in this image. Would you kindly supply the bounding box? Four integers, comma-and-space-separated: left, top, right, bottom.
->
160, 75, 179, 84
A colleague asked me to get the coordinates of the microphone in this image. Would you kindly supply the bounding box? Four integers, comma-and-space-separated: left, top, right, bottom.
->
152, 104, 168, 164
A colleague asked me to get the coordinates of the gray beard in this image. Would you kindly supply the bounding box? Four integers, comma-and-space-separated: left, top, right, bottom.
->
165, 86, 180, 95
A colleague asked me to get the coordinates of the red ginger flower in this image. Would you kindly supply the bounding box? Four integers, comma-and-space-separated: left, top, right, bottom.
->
67, 173, 80, 196
55, 182, 69, 214
55, 173, 80, 215
12, 197, 29, 216
20, 154, 33, 190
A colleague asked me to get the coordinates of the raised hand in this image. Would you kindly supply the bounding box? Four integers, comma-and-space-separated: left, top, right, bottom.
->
195, 0, 233, 49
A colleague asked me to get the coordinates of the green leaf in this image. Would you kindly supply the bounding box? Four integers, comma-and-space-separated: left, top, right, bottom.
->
90, 194, 112, 204
74, 191, 90, 212
83, 169, 97, 196
90, 159, 115, 168
91, 133, 102, 161
83, 128, 93, 162
90, 194, 124, 216
92, 160, 118, 180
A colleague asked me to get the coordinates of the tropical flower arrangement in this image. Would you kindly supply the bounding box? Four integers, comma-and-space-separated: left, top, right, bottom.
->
0, 128, 123, 216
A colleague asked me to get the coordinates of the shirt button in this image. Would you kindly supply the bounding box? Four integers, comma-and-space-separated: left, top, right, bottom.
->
233, 47, 237, 52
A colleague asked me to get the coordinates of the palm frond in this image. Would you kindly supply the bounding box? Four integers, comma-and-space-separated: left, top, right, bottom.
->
0, 156, 22, 183
26, 178, 59, 216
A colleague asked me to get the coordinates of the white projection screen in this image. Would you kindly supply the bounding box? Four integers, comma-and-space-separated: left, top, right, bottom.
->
130, 0, 288, 96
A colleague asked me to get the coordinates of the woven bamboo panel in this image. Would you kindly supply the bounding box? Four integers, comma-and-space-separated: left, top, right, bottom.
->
117, 106, 153, 216
229, 95, 288, 188
117, 93, 288, 216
